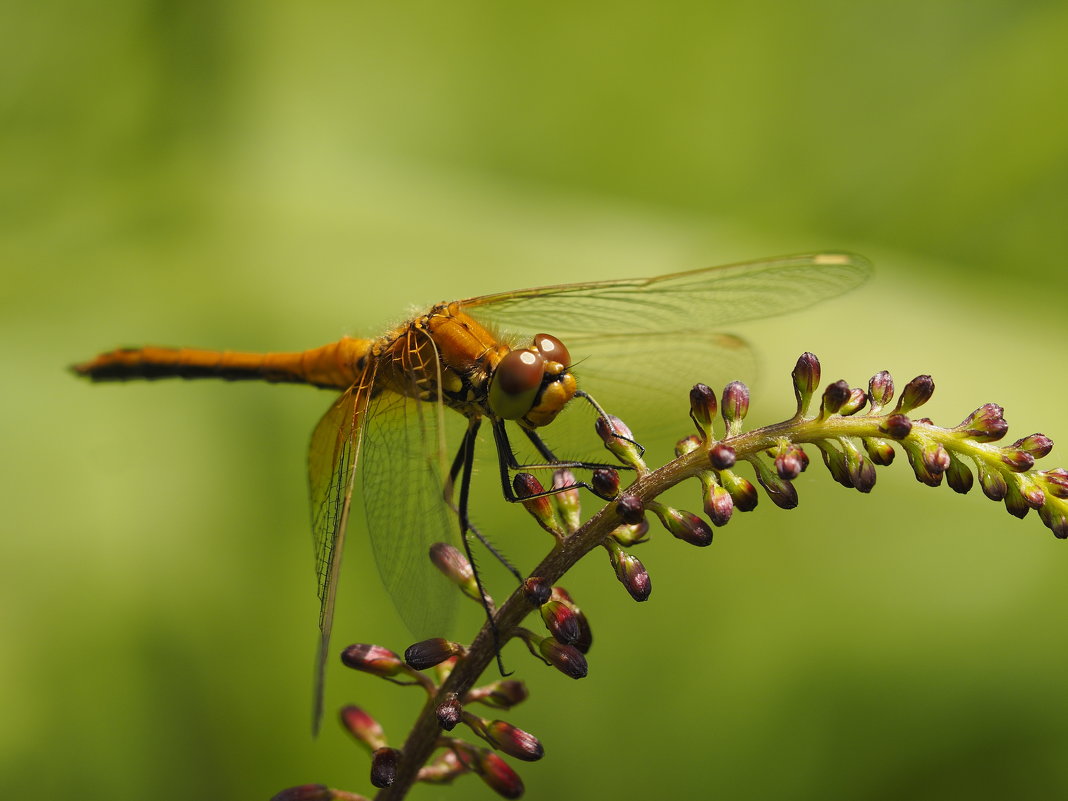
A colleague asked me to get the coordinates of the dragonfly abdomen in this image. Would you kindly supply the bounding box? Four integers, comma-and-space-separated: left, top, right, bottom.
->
72, 338, 370, 390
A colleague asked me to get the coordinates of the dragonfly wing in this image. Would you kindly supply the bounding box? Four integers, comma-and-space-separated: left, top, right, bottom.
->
307, 363, 376, 734
360, 355, 461, 641
459, 252, 872, 337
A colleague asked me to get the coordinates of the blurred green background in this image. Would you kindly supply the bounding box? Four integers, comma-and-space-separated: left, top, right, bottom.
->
4, 2, 1068, 799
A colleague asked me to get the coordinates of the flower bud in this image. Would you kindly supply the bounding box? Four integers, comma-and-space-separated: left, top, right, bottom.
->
953, 403, 1008, 442
339, 705, 387, 751
792, 352, 821, 416
551, 468, 582, 532
819, 443, 853, 487
978, 463, 1008, 501
844, 444, 876, 493
999, 447, 1036, 473
902, 442, 943, 487
549, 588, 592, 653
592, 468, 620, 498
596, 415, 646, 470
881, 413, 912, 440
720, 469, 758, 511
522, 577, 551, 606
921, 441, 951, 475
477, 750, 524, 799
610, 518, 650, 546
721, 381, 750, 436
417, 750, 467, 784
1040, 469, 1068, 499
1039, 502, 1068, 539
540, 600, 581, 645
270, 786, 334, 801
894, 375, 935, 414
484, 720, 544, 762
945, 452, 974, 494
370, 747, 401, 788
405, 638, 466, 671
616, 493, 645, 525
704, 480, 734, 527
340, 644, 406, 678
649, 502, 713, 546
436, 693, 463, 731
771, 441, 805, 480
513, 473, 561, 533
820, 380, 851, 417
607, 541, 652, 601
429, 542, 481, 602
867, 370, 894, 411
475, 679, 530, 709
1003, 480, 1031, 519
839, 387, 868, 416
754, 467, 799, 509
862, 437, 896, 466
675, 434, 702, 457
690, 383, 718, 437
709, 442, 736, 470
1013, 433, 1053, 460
539, 637, 588, 678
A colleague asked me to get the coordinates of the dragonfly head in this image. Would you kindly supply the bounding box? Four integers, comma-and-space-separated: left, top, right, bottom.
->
488, 333, 576, 428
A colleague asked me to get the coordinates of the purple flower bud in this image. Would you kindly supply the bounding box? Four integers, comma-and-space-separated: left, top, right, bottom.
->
610, 519, 650, 546
675, 434, 702, 457
650, 502, 713, 546
539, 638, 588, 679
416, 750, 467, 784
484, 720, 544, 761
477, 750, 525, 799
1040, 469, 1068, 499
704, 481, 734, 527
596, 415, 646, 469
479, 679, 529, 709
340, 644, 406, 678
792, 352, 821, 416
540, 600, 581, 645
902, 442, 943, 487
339, 705, 387, 751
863, 437, 896, 466
845, 446, 876, 493
978, 463, 1008, 501
617, 493, 645, 525
820, 380, 851, 417
754, 468, 799, 509
710, 442, 736, 470
551, 468, 582, 532
522, 577, 551, 606
608, 544, 652, 601
429, 542, 481, 602
999, 447, 1036, 473
405, 638, 466, 671
1039, 502, 1068, 539
840, 388, 868, 416
270, 785, 334, 801
894, 375, 935, 414
437, 694, 463, 731
592, 468, 620, 498
772, 442, 804, 480
513, 473, 561, 532
690, 383, 718, 437
819, 444, 853, 488
720, 470, 758, 511
921, 441, 951, 475
945, 453, 973, 494
370, 747, 401, 788
549, 588, 593, 653
1003, 481, 1031, 519
721, 381, 750, 435
1013, 433, 1053, 459
953, 403, 1008, 442
867, 370, 894, 410
881, 414, 912, 440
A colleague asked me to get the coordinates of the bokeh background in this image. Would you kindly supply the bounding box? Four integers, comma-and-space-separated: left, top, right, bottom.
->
4, 2, 1068, 799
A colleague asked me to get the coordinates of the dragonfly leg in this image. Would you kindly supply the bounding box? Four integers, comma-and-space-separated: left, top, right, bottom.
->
456, 417, 512, 676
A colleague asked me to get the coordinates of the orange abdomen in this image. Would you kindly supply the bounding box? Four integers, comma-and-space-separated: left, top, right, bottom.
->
72, 337, 370, 390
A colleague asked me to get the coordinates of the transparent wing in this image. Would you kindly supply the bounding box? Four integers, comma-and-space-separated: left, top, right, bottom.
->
360, 369, 462, 641
459, 252, 872, 337
307, 363, 376, 734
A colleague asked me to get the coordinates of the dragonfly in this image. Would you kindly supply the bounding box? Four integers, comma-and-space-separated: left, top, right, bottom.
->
72, 252, 871, 731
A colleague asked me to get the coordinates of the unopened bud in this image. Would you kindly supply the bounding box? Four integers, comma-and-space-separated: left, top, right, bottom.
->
477, 750, 525, 799
270, 786, 355, 801
522, 577, 551, 606
709, 441, 736, 470
429, 542, 481, 602
513, 473, 561, 533
484, 719, 544, 762
895, 375, 935, 414
721, 381, 750, 436
921, 441, 951, 475
610, 518, 650, 546
540, 600, 581, 645
844, 444, 876, 493
339, 705, 387, 751
820, 380, 851, 417
754, 467, 799, 509
840, 388, 868, 416
592, 468, 620, 498
881, 414, 912, 440
771, 441, 805, 480
649, 502, 713, 546
1039, 502, 1068, 539
538, 638, 588, 679
792, 352, 821, 416
819, 443, 853, 488
436, 694, 463, 731
690, 383, 718, 438
675, 434, 702, 457
1003, 480, 1031, 519
978, 463, 1008, 501
596, 415, 645, 469
617, 493, 645, 525
551, 468, 582, 532
953, 403, 1008, 442
405, 638, 466, 671
1013, 433, 1053, 460
720, 470, 758, 511
340, 644, 406, 678
704, 480, 734, 527
1041, 469, 1068, 499
863, 437, 896, 466
548, 587, 592, 653
370, 747, 401, 788
477, 679, 529, 709
944, 452, 973, 494
867, 370, 894, 411
999, 447, 1036, 473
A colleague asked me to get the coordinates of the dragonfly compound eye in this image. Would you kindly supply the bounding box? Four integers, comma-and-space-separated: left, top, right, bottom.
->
534, 333, 571, 368
489, 348, 546, 420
